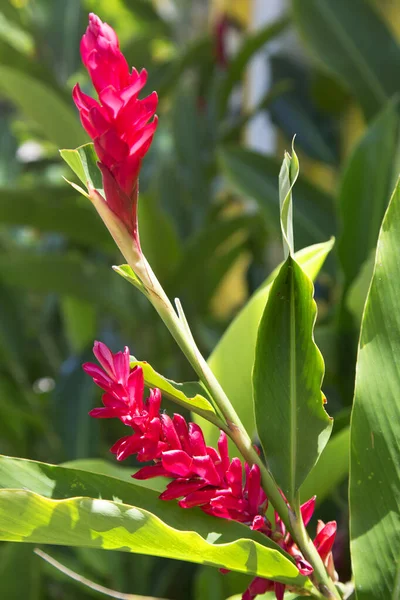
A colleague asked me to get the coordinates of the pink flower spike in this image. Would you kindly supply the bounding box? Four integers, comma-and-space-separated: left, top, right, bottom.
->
73, 14, 158, 241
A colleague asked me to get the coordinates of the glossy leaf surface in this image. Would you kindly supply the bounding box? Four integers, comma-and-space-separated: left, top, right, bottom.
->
350, 180, 400, 599
199, 240, 334, 450
253, 254, 332, 499
0, 456, 306, 586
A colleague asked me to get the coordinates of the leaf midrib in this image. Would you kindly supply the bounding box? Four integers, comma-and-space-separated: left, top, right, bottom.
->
314, 0, 387, 106
289, 262, 297, 500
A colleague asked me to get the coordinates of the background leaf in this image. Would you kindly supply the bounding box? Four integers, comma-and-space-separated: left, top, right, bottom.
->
219, 146, 336, 248
0, 65, 85, 147
300, 426, 349, 505
291, 0, 400, 119
338, 100, 399, 293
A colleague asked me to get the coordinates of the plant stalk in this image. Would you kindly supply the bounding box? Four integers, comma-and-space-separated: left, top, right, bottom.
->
134, 256, 340, 600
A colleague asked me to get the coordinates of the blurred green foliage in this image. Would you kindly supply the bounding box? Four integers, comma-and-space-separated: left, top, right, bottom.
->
0, 0, 398, 598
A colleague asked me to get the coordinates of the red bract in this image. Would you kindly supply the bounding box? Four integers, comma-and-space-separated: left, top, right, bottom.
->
73, 13, 158, 242
84, 342, 336, 600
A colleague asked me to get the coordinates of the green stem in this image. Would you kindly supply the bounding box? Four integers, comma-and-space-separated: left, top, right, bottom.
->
292, 496, 341, 600
135, 257, 340, 600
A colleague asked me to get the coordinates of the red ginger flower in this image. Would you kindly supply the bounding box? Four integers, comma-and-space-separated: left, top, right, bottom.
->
84, 342, 336, 600
73, 14, 158, 242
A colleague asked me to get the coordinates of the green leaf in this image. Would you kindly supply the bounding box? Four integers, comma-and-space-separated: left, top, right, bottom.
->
337, 101, 399, 292
197, 239, 334, 450
113, 264, 146, 293
300, 427, 349, 505
0, 456, 306, 586
60, 143, 103, 193
350, 179, 400, 599
253, 254, 333, 500
218, 17, 289, 115
219, 146, 335, 248
0, 65, 85, 147
129, 360, 219, 422
291, 0, 400, 119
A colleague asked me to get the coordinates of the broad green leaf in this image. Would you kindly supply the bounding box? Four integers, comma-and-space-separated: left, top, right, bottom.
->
350, 179, 400, 599
300, 427, 349, 505
129, 360, 219, 422
253, 254, 333, 500
0, 186, 114, 252
60, 143, 103, 193
219, 146, 335, 248
0, 253, 133, 320
338, 101, 399, 293
218, 17, 289, 115
291, 0, 400, 119
0, 456, 307, 586
197, 239, 334, 450
0, 65, 85, 147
